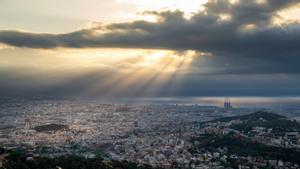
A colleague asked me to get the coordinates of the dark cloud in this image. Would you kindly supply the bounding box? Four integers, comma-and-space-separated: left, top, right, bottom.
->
0, 0, 300, 76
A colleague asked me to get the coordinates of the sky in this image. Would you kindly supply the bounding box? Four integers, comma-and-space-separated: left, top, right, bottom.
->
0, 0, 300, 98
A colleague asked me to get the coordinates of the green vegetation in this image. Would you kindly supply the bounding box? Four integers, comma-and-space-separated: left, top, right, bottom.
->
34, 124, 68, 132
0, 149, 159, 169
212, 111, 286, 123
212, 111, 300, 135
231, 118, 300, 135
190, 134, 300, 164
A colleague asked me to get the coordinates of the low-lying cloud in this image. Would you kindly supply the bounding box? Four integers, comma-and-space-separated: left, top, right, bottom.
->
0, 1, 299, 74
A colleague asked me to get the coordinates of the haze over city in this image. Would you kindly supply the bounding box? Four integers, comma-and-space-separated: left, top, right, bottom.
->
1, 1, 300, 169
1, 0, 300, 99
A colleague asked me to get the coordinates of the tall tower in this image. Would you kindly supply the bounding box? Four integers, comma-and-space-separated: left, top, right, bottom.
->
66, 112, 73, 124
224, 98, 232, 109
25, 118, 32, 130
176, 120, 184, 145
134, 120, 138, 128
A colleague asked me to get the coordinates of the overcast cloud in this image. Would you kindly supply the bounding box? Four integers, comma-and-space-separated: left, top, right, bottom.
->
1, 0, 300, 97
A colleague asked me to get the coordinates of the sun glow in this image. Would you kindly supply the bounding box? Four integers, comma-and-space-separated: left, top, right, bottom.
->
0, 43, 13, 50
117, 0, 208, 18
0, 47, 198, 97
273, 3, 300, 25
56, 48, 196, 70
70, 48, 197, 97
218, 14, 232, 22
229, 0, 240, 5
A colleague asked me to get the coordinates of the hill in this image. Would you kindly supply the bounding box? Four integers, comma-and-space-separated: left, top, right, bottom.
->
212, 111, 286, 123
211, 111, 300, 135
34, 124, 68, 132
0, 148, 159, 169
190, 134, 300, 164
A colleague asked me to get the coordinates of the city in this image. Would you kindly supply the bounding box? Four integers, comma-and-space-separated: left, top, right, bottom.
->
1, 0, 300, 168
1, 98, 300, 168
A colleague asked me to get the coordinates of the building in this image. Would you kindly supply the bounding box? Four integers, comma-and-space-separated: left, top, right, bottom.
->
224, 98, 233, 109
25, 118, 32, 130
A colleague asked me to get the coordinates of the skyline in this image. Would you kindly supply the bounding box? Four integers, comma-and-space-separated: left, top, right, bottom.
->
1, 0, 300, 97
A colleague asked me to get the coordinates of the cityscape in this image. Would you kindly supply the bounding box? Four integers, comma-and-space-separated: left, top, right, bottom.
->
1, 0, 300, 168
1, 98, 300, 168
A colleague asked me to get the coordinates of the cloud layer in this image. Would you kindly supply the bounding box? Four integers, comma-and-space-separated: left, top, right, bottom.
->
1, 0, 300, 97
1, 0, 300, 74
1, 1, 299, 49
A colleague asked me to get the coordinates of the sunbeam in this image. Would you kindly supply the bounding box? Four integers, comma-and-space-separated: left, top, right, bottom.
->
161, 55, 194, 96
130, 58, 175, 97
